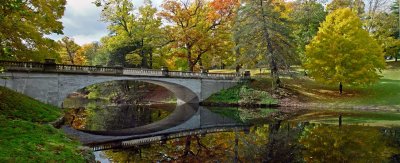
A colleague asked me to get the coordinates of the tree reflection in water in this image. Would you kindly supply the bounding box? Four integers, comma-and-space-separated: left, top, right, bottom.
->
65, 103, 174, 130
300, 124, 399, 163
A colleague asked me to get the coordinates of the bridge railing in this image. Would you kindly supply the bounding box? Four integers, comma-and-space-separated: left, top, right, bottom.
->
0, 60, 44, 71
169, 71, 203, 78
123, 68, 163, 76
55, 65, 121, 74
0, 60, 249, 80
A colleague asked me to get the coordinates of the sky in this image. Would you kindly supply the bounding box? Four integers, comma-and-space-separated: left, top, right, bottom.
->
48, 0, 163, 45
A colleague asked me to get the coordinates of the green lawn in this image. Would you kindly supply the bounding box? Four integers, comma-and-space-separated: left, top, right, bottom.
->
0, 87, 86, 162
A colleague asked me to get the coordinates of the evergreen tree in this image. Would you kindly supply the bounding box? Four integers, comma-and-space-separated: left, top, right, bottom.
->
234, 0, 294, 89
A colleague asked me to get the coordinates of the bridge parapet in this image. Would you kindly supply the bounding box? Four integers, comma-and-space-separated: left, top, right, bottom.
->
0, 60, 250, 80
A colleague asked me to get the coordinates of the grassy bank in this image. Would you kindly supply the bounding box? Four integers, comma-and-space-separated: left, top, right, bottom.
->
204, 84, 278, 106
0, 87, 86, 162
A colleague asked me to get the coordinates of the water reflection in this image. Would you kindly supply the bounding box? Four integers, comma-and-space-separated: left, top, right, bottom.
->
86, 107, 400, 162
95, 122, 399, 162
65, 100, 400, 162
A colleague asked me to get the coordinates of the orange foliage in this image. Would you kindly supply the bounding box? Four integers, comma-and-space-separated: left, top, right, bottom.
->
208, 0, 239, 22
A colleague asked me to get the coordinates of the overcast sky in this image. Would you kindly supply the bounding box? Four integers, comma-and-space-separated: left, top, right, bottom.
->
48, 0, 163, 45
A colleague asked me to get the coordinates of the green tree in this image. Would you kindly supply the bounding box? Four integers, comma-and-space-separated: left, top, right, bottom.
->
290, 0, 327, 60
234, 0, 294, 89
95, 0, 163, 68
368, 12, 400, 62
0, 0, 66, 61
390, 0, 400, 61
304, 8, 385, 93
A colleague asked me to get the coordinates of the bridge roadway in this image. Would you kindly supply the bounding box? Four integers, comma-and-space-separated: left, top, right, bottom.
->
0, 60, 249, 106
62, 104, 249, 151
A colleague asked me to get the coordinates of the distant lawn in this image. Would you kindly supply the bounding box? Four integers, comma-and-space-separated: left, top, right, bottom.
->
208, 61, 400, 107
283, 63, 400, 106
0, 86, 86, 162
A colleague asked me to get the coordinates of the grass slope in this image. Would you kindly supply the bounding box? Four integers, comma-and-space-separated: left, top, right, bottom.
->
0, 86, 85, 162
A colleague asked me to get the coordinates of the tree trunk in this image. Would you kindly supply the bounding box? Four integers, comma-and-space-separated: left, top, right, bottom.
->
183, 136, 192, 156
149, 51, 153, 69
67, 52, 75, 65
265, 120, 282, 162
141, 52, 148, 68
396, 56, 398, 62
260, 0, 280, 89
189, 63, 195, 72
140, 39, 149, 68
339, 82, 343, 94
187, 47, 194, 72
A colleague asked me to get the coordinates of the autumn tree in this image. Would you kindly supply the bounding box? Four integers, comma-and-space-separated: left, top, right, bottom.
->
159, 0, 239, 71
304, 8, 385, 94
58, 36, 81, 65
0, 0, 66, 61
234, 0, 294, 89
77, 42, 101, 66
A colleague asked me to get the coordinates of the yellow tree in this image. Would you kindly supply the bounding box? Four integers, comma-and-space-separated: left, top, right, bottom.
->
58, 36, 81, 65
304, 8, 385, 94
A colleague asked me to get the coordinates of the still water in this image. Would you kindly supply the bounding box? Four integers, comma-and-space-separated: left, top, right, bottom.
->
66, 103, 400, 162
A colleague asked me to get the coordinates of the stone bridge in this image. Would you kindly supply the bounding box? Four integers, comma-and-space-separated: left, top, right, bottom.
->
0, 60, 249, 107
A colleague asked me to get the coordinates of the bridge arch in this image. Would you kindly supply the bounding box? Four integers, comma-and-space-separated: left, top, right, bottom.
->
60, 77, 200, 107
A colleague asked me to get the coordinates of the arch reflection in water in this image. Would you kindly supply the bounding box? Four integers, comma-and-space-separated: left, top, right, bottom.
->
63, 103, 248, 146
67, 104, 176, 131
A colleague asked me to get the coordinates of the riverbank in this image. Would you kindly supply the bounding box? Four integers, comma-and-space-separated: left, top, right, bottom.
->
0, 87, 90, 162
205, 62, 400, 111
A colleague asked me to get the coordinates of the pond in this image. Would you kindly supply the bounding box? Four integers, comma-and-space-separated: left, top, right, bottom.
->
65, 103, 400, 162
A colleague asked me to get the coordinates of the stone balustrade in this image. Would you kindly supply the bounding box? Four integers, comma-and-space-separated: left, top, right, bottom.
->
0, 60, 249, 80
